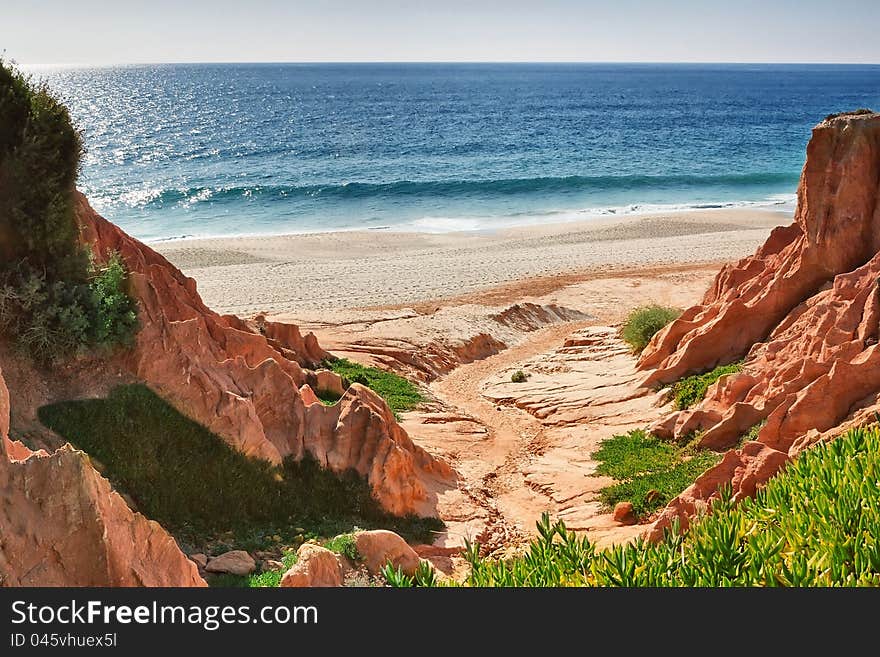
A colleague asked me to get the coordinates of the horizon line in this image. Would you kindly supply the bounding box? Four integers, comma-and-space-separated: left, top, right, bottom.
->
21, 59, 880, 69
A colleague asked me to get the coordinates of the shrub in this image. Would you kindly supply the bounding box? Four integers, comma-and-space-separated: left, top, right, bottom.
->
671, 361, 743, 410
384, 559, 438, 587
322, 358, 424, 415
620, 305, 680, 353
324, 533, 360, 562
89, 252, 139, 347
0, 252, 139, 361
510, 370, 528, 383
38, 384, 444, 549
0, 59, 84, 279
414, 425, 880, 586
0, 60, 139, 359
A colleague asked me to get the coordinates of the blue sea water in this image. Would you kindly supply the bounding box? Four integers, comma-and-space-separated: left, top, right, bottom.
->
35, 63, 880, 242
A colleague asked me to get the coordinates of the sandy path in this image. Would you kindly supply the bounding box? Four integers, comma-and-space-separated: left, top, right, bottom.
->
359, 266, 718, 551
428, 323, 591, 539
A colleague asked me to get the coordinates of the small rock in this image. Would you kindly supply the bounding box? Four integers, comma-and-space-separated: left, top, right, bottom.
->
354, 529, 421, 576
280, 544, 343, 587
254, 550, 276, 561
189, 553, 208, 569
205, 550, 256, 576
612, 502, 637, 525
265, 559, 285, 571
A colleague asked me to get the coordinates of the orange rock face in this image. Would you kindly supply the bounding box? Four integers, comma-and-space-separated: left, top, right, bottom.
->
0, 364, 205, 587
280, 544, 343, 587
647, 442, 790, 541
637, 111, 880, 536
354, 529, 423, 576
77, 195, 451, 516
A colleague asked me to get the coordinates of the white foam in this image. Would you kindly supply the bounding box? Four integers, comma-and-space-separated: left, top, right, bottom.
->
395, 197, 797, 234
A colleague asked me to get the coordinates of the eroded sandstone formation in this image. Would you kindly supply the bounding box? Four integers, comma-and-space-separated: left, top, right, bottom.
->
637, 111, 880, 537
0, 364, 205, 586
77, 195, 451, 515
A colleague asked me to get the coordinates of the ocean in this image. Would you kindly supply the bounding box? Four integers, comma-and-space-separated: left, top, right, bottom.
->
36, 63, 880, 242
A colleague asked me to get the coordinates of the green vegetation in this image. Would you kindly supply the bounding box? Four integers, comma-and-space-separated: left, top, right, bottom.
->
211, 534, 363, 588
670, 361, 743, 410
38, 385, 443, 551
740, 420, 766, 445
0, 253, 139, 359
0, 60, 138, 360
324, 533, 360, 562
620, 305, 680, 353
322, 358, 424, 415
245, 549, 299, 588
314, 388, 341, 405
593, 429, 721, 518
510, 370, 528, 383
399, 425, 880, 586
381, 560, 438, 587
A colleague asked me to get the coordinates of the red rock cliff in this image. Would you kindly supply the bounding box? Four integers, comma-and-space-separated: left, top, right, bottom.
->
0, 363, 206, 586
638, 111, 880, 539
77, 195, 452, 516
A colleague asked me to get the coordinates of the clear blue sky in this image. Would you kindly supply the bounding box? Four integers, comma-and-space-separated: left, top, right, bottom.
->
5, 0, 878, 66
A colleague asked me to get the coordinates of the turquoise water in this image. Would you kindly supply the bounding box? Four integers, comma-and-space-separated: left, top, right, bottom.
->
37, 63, 880, 241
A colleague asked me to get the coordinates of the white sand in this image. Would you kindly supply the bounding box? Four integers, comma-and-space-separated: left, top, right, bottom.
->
153, 208, 792, 315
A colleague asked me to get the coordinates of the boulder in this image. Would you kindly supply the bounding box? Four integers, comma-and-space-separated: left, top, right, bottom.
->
354, 529, 421, 576
205, 550, 256, 576
280, 544, 343, 587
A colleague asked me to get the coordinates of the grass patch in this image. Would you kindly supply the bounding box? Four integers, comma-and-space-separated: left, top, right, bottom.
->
620, 305, 680, 353
510, 370, 528, 383
324, 533, 360, 562
670, 361, 743, 410
38, 384, 443, 552
322, 358, 424, 415
592, 429, 677, 479
594, 429, 721, 518
401, 425, 880, 586
315, 389, 341, 405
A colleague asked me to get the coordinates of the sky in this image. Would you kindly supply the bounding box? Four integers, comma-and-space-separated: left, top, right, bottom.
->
4, 0, 879, 66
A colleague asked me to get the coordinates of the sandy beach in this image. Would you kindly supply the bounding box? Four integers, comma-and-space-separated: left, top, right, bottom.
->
154, 207, 792, 316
